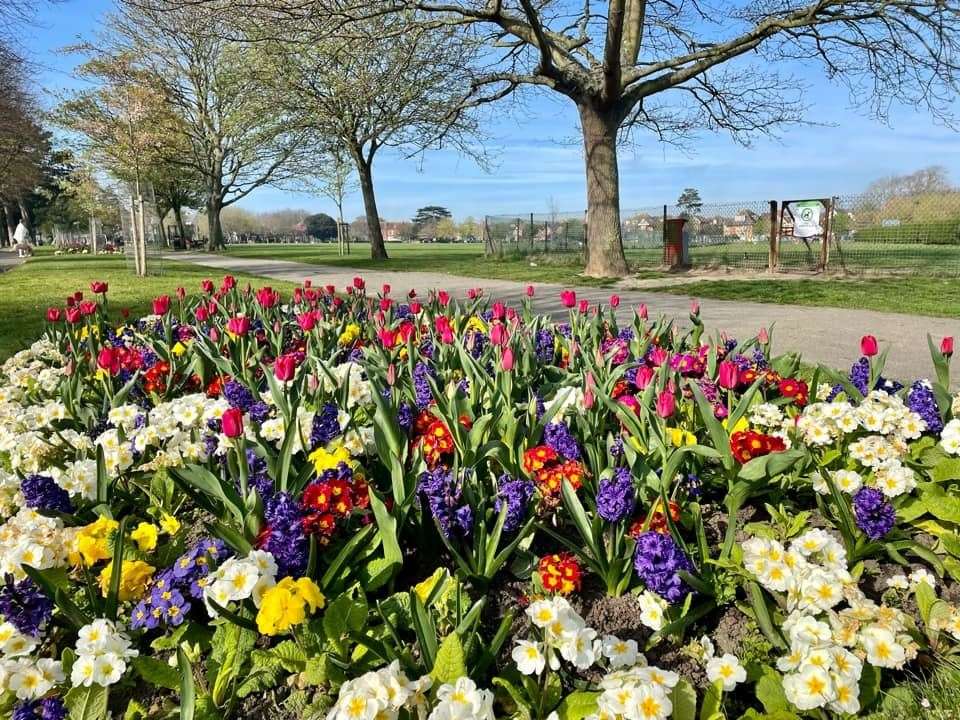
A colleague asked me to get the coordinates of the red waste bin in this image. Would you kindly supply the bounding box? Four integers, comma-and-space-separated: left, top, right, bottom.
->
663, 218, 686, 268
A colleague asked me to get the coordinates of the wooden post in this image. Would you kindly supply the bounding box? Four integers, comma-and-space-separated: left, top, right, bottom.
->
89, 216, 98, 256
768, 200, 778, 272
662, 204, 668, 263
128, 202, 141, 276
820, 197, 833, 271
544, 220, 548, 253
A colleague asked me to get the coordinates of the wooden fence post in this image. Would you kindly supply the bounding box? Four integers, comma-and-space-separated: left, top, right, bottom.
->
768, 200, 779, 272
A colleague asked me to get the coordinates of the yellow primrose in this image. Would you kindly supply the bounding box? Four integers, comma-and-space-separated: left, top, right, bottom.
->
256, 577, 325, 636
308, 443, 352, 475
130, 522, 159, 552
667, 427, 697, 447
72, 516, 119, 567
160, 513, 181, 535
722, 416, 750, 435
98, 560, 155, 601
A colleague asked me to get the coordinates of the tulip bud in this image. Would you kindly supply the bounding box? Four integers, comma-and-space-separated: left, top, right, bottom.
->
637, 304, 648, 320
655, 389, 676, 418
860, 334, 879, 357
578, 299, 589, 314
609, 294, 620, 308
717, 360, 739, 389
526, 285, 535, 297
942, 336, 954, 358
758, 327, 769, 345
386, 363, 396, 386
500, 347, 515, 372
274, 354, 297, 382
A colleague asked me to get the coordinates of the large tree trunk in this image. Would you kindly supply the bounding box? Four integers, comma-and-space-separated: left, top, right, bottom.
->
207, 195, 224, 251
173, 206, 187, 245
579, 104, 629, 278
355, 159, 388, 261
17, 197, 31, 238
3, 203, 15, 246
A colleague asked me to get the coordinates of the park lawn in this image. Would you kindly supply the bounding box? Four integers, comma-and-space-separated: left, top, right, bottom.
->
223, 242, 624, 286
0, 253, 297, 361
649, 276, 960, 318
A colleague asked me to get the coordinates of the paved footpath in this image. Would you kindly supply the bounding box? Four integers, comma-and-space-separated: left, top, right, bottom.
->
167, 253, 957, 380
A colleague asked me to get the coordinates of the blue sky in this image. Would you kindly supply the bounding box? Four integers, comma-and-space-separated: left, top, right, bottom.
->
27, 0, 960, 222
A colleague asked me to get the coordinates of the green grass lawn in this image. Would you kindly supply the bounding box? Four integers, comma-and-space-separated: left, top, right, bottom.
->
649, 276, 960, 318
222, 242, 624, 286
0, 252, 297, 361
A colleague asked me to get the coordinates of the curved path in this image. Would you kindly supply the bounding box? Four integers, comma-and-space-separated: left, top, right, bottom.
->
167, 252, 957, 381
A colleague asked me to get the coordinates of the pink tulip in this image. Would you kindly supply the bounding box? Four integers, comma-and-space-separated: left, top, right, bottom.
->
584, 387, 595, 409
438, 291, 450, 306
379, 298, 392, 311
526, 285, 535, 297
560, 290, 576, 308
409, 301, 422, 314
634, 365, 655, 389
609, 294, 620, 308
860, 335, 879, 357
201, 279, 214, 294
226, 316, 251, 337
386, 363, 396, 386
690, 299, 700, 315
500, 347, 515, 372
221, 408, 244, 438
490, 323, 508, 347
176, 286, 186, 301
655, 389, 676, 418
648, 347, 669, 367
717, 360, 740, 389
274, 354, 297, 382
353, 276, 365, 290
758, 327, 769, 345
491, 302, 506, 320
942, 336, 955, 358
578, 299, 589, 314
378, 328, 396, 348
152, 295, 171, 316
382, 283, 391, 296
297, 312, 316, 331
638, 304, 648, 320
256, 287, 279, 308
194, 306, 209, 323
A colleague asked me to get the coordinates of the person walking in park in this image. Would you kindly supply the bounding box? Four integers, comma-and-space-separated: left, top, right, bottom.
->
13, 219, 31, 257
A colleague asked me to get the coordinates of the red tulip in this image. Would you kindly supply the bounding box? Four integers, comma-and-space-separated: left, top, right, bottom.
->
353, 276, 365, 290
256, 287, 279, 308
578, 299, 589, 314
609, 294, 620, 308
152, 295, 171, 316
226, 316, 251, 337
74, 291, 83, 301
201, 279, 214, 294
324, 284, 336, 295
491, 302, 506, 320
97, 347, 120, 375
382, 283, 391, 296
438, 291, 450, 306
45, 307, 61, 322
490, 323, 508, 347
378, 328, 396, 348
79, 301, 98, 316
500, 347, 515, 371
66, 296, 76, 308
717, 360, 740, 389
66, 307, 81, 324
274, 354, 297, 382
560, 290, 576, 308
120, 308, 130, 319
222, 275, 236, 290
942, 336, 954, 357
655, 389, 676, 418
409, 301, 422, 314
860, 334, 879, 357
221, 407, 244, 438
634, 365, 655, 390
194, 306, 210, 323
90, 281, 108, 294
526, 285, 535, 297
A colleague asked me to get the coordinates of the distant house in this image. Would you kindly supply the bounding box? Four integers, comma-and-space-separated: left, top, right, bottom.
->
722, 209, 760, 241
624, 213, 656, 232
381, 222, 406, 242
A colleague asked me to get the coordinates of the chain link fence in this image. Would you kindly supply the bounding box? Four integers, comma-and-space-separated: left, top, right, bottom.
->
485, 190, 960, 275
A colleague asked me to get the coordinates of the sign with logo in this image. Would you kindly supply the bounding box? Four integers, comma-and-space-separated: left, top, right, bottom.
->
792, 201, 823, 238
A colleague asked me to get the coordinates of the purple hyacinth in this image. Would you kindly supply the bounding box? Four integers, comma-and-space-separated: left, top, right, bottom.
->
417, 468, 473, 539
907, 380, 943, 434
596, 468, 635, 522
263, 492, 308, 576
311, 403, 341, 448
610, 437, 625, 458
244, 449, 274, 501
397, 402, 414, 433
494, 476, 535, 533
21, 474, 72, 514
544, 421, 580, 461
852, 487, 896, 540
633, 531, 693, 603
684, 473, 702, 498
248, 401, 271, 424
13, 698, 67, 720
535, 329, 555, 363
223, 379, 255, 412
413, 362, 435, 410
0, 577, 53, 636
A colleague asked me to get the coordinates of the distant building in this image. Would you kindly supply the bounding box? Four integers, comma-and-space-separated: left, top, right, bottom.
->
722, 209, 760, 241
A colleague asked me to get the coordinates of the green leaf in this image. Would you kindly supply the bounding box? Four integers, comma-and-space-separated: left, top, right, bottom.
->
915, 580, 938, 625
737, 449, 806, 481
65, 684, 109, 720
430, 633, 468, 685
858, 663, 881, 711
132, 656, 180, 690
756, 667, 789, 714
178, 645, 196, 720
925, 494, 960, 524
671, 679, 698, 720
699, 680, 724, 720
555, 691, 600, 720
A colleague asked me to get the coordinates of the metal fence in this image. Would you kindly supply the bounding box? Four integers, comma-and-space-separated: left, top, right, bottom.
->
485, 190, 960, 276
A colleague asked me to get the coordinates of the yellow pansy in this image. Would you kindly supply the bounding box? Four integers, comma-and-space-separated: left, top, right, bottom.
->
98, 560, 155, 601
667, 427, 697, 447
160, 513, 181, 535
72, 516, 119, 567
256, 577, 325, 636
722, 416, 750, 435
171, 341, 188, 357
464, 316, 487, 333
308, 443, 352, 475
130, 522, 159, 552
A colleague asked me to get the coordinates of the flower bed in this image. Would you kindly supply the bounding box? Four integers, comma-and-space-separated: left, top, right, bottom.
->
2, 276, 960, 720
